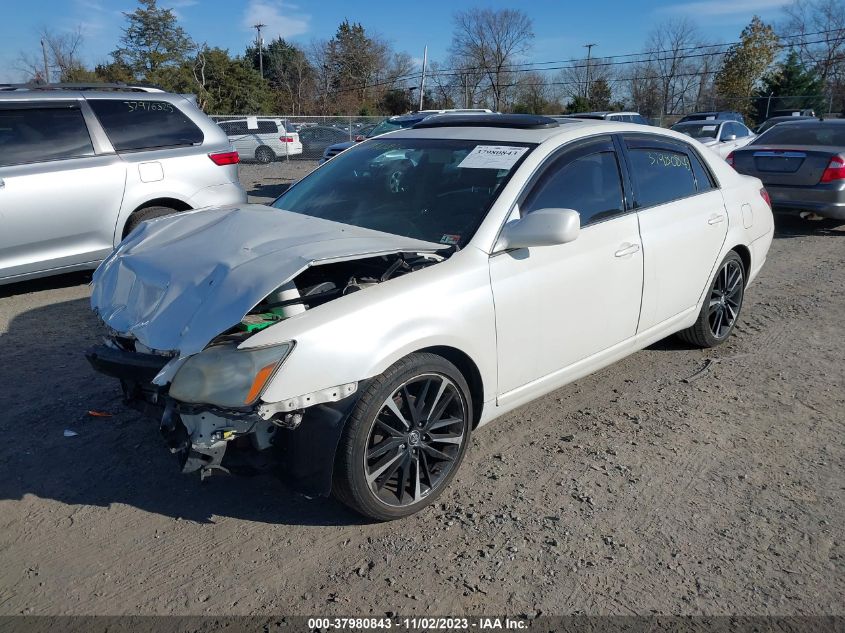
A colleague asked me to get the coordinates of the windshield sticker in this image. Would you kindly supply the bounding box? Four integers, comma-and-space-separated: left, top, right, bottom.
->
439, 234, 461, 245
458, 145, 529, 170
702, 125, 718, 131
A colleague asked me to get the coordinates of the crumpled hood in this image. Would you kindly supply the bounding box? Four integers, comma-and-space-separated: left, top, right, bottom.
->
91, 204, 444, 356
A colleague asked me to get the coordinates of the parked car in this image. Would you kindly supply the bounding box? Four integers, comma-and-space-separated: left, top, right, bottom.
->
728, 119, 845, 220
754, 115, 816, 135
768, 109, 815, 119
298, 125, 351, 159
0, 83, 246, 286
677, 111, 745, 124
217, 117, 302, 163
559, 111, 649, 125
86, 114, 773, 520
671, 120, 756, 158
320, 111, 486, 163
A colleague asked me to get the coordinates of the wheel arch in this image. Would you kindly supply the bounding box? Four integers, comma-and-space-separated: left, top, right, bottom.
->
121, 197, 193, 238
730, 243, 751, 285
417, 345, 484, 429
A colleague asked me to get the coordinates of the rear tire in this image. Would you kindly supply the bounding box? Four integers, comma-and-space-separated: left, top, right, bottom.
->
123, 205, 181, 238
333, 352, 472, 521
676, 251, 745, 348
255, 146, 275, 163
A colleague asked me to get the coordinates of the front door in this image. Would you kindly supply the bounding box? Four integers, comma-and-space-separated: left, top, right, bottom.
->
489, 136, 644, 400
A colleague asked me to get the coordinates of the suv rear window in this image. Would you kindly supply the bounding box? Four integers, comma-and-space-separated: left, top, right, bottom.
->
0, 106, 95, 167
88, 99, 203, 151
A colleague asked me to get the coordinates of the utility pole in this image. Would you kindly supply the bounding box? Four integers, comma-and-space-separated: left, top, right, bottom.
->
584, 43, 596, 102
252, 23, 266, 78
419, 45, 428, 111
40, 38, 50, 84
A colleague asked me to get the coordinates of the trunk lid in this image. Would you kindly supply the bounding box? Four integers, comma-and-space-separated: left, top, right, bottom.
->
732, 145, 835, 186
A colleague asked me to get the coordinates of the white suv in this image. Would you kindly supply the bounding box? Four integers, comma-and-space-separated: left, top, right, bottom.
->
0, 84, 247, 285
218, 117, 303, 162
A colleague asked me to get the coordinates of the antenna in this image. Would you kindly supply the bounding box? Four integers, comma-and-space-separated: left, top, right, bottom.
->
253, 23, 267, 78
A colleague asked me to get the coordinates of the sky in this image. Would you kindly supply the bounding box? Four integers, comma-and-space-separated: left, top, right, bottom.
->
0, 0, 797, 83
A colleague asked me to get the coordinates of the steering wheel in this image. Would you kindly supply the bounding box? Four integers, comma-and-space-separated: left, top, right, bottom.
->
384, 159, 414, 194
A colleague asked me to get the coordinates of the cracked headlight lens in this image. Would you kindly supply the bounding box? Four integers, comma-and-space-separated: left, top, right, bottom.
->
169, 342, 293, 408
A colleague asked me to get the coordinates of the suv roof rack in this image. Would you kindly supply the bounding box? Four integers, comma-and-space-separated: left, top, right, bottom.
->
413, 113, 561, 130
0, 82, 166, 93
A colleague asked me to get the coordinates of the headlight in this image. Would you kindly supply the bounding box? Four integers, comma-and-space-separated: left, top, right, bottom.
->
169, 342, 293, 408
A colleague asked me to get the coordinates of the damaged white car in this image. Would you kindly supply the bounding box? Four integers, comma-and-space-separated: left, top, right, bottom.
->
87, 114, 774, 520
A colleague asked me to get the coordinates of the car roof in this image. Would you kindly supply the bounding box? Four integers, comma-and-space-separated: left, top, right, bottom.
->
0, 89, 189, 103
672, 120, 725, 126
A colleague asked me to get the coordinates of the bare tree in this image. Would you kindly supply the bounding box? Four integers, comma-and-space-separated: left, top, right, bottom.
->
556, 56, 615, 103
449, 8, 534, 111
642, 18, 715, 115
17, 26, 89, 82
782, 0, 845, 112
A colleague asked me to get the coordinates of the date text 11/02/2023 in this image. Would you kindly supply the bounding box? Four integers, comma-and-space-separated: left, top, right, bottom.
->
306, 616, 529, 630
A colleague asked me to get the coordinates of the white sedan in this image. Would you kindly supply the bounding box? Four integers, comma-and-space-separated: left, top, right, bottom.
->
671, 120, 756, 159
87, 114, 774, 520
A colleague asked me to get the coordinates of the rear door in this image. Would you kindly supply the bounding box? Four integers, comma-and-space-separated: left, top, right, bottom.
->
622, 134, 728, 331
0, 102, 126, 281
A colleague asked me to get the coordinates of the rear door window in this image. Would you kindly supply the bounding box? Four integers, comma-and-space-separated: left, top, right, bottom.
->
625, 137, 700, 207
0, 105, 95, 167
88, 99, 203, 151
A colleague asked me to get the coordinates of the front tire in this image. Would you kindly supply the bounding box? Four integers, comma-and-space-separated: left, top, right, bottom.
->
333, 353, 472, 521
677, 251, 745, 348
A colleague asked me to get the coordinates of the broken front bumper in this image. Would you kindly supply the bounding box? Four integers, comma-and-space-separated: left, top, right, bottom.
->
85, 344, 357, 495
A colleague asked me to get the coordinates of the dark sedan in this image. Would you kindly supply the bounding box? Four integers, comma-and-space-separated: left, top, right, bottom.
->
298, 125, 351, 159
728, 119, 845, 220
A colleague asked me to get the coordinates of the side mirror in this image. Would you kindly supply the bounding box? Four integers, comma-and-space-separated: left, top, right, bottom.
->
354, 135, 365, 142
495, 208, 580, 251
722, 134, 737, 142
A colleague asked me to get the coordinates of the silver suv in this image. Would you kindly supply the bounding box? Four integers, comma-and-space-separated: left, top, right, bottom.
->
0, 84, 247, 285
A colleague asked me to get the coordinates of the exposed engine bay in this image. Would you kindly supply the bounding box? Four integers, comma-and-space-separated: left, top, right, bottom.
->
87, 248, 447, 489
221, 251, 444, 341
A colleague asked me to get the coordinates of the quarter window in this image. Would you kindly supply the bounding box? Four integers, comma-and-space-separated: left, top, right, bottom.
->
627, 147, 698, 207
88, 99, 203, 151
523, 145, 625, 227
0, 106, 94, 167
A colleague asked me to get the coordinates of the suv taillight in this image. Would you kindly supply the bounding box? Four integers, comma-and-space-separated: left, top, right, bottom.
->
760, 188, 771, 209
280, 136, 295, 143
820, 154, 845, 183
209, 151, 240, 165
726, 151, 735, 168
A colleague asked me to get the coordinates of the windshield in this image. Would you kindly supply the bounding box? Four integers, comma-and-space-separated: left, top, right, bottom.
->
672, 123, 720, 140
272, 138, 535, 246
753, 124, 845, 147
367, 118, 418, 138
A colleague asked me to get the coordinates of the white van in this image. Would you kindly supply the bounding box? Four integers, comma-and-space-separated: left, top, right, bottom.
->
218, 117, 303, 162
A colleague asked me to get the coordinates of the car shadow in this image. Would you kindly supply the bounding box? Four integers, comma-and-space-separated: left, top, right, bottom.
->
0, 294, 365, 527
247, 182, 291, 203
0, 270, 92, 299
773, 214, 845, 239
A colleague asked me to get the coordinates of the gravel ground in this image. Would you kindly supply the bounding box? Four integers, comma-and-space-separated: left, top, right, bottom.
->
0, 195, 842, 616
240, 160, 319, 204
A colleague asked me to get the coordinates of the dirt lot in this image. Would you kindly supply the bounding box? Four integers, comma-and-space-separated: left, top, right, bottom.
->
0, 164, 843, 616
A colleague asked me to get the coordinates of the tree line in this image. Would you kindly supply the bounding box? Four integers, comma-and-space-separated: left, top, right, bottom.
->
17, 0, 845, 122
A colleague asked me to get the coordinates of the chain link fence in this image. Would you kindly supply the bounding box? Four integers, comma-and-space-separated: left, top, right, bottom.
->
211, 114, 385, 162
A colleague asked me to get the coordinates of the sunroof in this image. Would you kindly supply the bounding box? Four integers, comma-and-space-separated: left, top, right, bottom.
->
413, 114, 562, 130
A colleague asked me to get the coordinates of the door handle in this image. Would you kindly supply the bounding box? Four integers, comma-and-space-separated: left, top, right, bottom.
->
614, 243, 640, 258
708, 214, 726, 225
